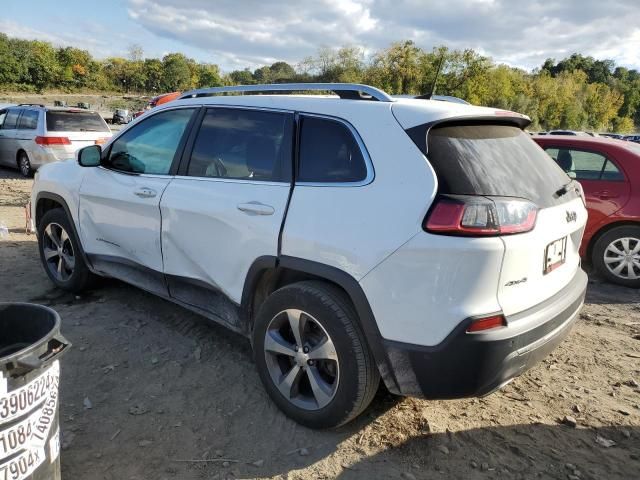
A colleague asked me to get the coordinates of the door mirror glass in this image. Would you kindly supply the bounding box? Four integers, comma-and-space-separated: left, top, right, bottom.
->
78, 145, 102, 167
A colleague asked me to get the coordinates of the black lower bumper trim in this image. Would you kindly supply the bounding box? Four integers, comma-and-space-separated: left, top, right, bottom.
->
383, 269, 588, 399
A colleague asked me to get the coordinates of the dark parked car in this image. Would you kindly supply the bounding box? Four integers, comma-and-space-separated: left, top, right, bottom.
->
112, 109, 132, 125
534, 136, 640, 287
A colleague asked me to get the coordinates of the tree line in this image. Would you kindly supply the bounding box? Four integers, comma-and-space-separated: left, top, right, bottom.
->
0, 33, 638, 132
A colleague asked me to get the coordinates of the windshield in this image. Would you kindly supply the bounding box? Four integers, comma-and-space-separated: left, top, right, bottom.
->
426, 124, 576, 207
46, 111, 109, 132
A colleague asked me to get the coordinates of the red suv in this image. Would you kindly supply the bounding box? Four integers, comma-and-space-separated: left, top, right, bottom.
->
534, 136, 640, 287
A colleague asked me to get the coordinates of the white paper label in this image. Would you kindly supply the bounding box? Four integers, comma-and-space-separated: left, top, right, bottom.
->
0, 361, 60, 479
49, 428, 60, 464
0, 361, 59, 426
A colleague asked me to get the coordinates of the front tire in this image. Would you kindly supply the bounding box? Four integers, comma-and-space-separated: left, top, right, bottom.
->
37, 208, 95, 293
18, 152, 32, 177
253, 281, 379, 429
592, 225, 640, 288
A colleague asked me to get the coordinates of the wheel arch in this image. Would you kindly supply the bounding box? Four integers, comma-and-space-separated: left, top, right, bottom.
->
241, 255, 401, 394
35, 192, 93, 270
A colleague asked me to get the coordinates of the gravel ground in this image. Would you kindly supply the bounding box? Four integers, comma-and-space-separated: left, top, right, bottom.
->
0, 166, 639, 480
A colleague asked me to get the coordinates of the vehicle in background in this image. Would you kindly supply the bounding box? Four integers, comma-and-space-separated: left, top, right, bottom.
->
548, 130, 591, 136
600, 133, 624, 140
534, 136, 640, 287
0, 104, 111, 177
76, 102, 91, 110
623, 134, 640, 143
112, 109, 132, 125
133, 91, 181, 119
32, 83, 588, 428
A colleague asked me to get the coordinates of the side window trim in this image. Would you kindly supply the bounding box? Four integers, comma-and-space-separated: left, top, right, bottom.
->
178, 105, 295, 183
544, 145, 625, 182
102, 105, 199, 177
295, 112, 374, 187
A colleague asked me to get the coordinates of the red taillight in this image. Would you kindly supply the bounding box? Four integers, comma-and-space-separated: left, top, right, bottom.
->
466, 314, 506, 333
35, 136, 71, 146
424, 195, 537, 236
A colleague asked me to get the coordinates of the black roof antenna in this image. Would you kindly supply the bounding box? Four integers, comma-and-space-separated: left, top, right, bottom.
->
416, 53, 445, 100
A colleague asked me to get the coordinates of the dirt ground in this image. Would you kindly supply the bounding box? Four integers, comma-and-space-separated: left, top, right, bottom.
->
0, 166, 638, 480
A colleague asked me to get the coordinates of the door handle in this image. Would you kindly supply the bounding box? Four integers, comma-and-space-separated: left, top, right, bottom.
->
134, 187, 157, 198
594, 191, 618, 200
237, 202, 275, 216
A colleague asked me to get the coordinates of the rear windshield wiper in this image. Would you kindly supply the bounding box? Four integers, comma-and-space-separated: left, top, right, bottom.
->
79, 128, 101, 132
555, 180, 574, 198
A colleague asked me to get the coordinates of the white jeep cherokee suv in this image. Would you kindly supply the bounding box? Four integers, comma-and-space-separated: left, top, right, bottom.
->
31, 83, 588, 428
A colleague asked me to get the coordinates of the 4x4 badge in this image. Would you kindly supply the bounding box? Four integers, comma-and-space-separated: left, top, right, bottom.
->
566, 211, 577, 223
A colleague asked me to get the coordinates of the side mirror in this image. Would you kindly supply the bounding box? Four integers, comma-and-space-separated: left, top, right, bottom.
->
78, 145, 102, 167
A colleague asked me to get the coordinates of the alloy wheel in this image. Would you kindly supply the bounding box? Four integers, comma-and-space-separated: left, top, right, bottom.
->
603, 237, 640, 280
19, 155, 31, 177
42, 223, 75, 282
264, 309, 339, 410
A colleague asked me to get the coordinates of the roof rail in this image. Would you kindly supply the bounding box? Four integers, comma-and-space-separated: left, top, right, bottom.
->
18, 103, 45, 107
392, 94, 470, 105
179, 83, 394, 102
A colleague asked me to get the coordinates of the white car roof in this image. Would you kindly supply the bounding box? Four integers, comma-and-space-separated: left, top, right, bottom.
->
165, 93, 530, 131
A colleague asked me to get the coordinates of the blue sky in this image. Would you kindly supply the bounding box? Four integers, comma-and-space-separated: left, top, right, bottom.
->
1, 0, 208, 62
2, 0, 640, 72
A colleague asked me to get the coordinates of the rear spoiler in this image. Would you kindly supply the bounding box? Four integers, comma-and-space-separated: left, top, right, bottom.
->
405, 114, 532, 155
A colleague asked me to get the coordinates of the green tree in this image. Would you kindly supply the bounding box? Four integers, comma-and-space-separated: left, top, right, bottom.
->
25, 41, 59, 91
143, 58, 163, 92
161, 53, 192, 91
229, 69, 255, 85
197, 63, 223, 87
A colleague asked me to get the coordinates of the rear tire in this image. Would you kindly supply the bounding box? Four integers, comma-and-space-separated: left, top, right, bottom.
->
592, 225, 640, 288
18, 151, 32, 177
253, 281, 379, 429
37, 208, 95, 293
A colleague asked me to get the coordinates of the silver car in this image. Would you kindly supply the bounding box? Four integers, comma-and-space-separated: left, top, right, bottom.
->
0, 105, 112, 177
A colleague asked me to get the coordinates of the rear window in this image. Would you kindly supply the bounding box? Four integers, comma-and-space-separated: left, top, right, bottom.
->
425, 124, 575, 207
46, 111, 109, 132
298, 116, 367, 183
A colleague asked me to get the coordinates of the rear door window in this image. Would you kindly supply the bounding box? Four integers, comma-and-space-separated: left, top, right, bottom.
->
17, 110, 39, 130
2, 109, 21, 130
544, 147, 624, 181
186, 108, 293, 181
46, 111, 109, 132
0, 110, 7, 127
425, 124, 574, 207
298, 116, 368, 183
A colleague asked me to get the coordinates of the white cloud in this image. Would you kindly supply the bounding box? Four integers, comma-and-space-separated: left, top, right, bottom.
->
3, 1, 640, 72
123, 0, 640, 71
0, 19, 119, 58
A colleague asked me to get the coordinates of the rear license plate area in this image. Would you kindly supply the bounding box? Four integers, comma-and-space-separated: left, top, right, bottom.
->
544, 236, 567, 274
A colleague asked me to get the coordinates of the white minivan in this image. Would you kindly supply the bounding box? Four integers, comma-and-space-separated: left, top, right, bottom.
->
0, 105, 111, 176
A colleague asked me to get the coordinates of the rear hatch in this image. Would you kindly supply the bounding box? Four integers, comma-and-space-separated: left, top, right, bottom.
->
44, 110, 112, 159
423, 122, 587, 316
